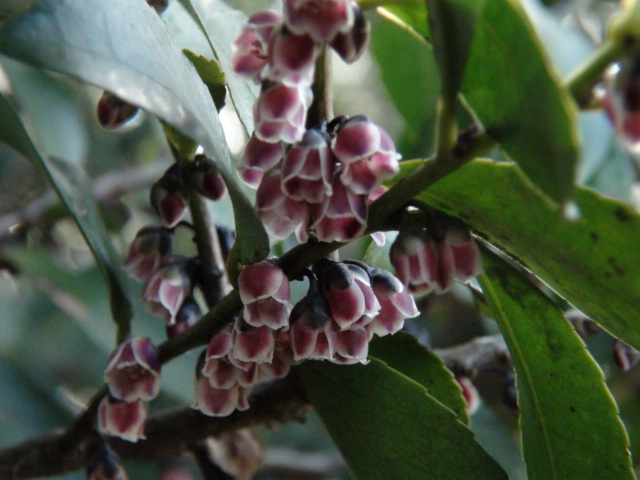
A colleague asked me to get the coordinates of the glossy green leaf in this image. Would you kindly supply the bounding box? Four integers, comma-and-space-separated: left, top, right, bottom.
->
370, 332, 470, 423
397, 159, 640, 351
425, 0, 480, 104
183, 49, 227, 111
379, 0, 579, 204
461, 0, 579, 204
0, 92, 132, 337
178, 0, 257, 134
299, 360, 507, 480
0, 0, 269, 264
478, 251, 634, 480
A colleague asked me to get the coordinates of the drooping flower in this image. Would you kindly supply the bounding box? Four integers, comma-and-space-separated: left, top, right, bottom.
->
123, 225, 173, 283
238, 260, 292, 329
289, 290, 333, 361
150, 165, 187, 228
141, 256, 195, 320
97, 92, 139, 129
193, 374, 248, 417
329, 2, 369, 64
283, 0, 354, 43
192, 154, 227, 201
231, 321, 276, 364
104, 337, 161, 403
265, 25, 318, 87
236, 134, 284, 187
390, 228, 439, 295
333, 116, 399, 195
445, 217, 483, 282
367, 267, 420, 337
256, 171, 308, 239
98, 396, 148, 443
253, 81, 312, 144
281, 128, 335, 204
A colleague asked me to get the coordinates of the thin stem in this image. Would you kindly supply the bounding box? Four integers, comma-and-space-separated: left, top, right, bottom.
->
307, 46, 333, 127
188, 189, 229, 308
565, 39, 626, 107
434, 96, 458, 162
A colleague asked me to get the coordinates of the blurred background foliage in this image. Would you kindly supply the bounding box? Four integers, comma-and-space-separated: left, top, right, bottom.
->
0, 0, 639, 479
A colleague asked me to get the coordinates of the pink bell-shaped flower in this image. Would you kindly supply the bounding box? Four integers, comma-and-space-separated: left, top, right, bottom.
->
445, 217, 483, 282
310, 173, 367, 242
256, 171, 309, 239
104, 337, 161, 403
230, 10, 283, 83
266, 25, 318, 87
231, 321, 277, 364
390, 228, 439, 294
329, 2, 369, 64
330, 324, 370, 364
141, 256, 195, 320
98, 396, 148, 443
237, 134, 284, 188
367, 268, 419, 337
238, 260, 292, 329
333, 116, 399, 195
323, 262, 380, 330
193, 374, 247, 417
281, 128, 335, 204
123, 225, 172, 283
289, 288, 332, 361
254, 81, 312, 144
283, 0, 354, 43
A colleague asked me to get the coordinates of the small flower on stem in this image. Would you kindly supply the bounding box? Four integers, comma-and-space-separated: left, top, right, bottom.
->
192, 154, 227, 201
98, 396, 148, 443
97, 92, 139, 129
123, 225, 173, 283
256, 171, 308, 239
329, 2, 369, 64
390, 228, 439, 295
237, 134, 284, 187
238, 260, 292, 329
141, 256, 196, 320
254, 81, 312, 144
231, 320, 276, 364
367, 267, 420, 337
266, 25, 318, 87
193, 374, 247, 417
150, 165, 187, 228
104, 337, 161, 402
283, 0, 354, 43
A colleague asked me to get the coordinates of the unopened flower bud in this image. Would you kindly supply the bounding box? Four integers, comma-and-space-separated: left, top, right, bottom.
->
368, 267, 419, 337
150, 165, 187, 228
613, 340, 640, 371
457, 377, 480, 415
237, 134, 284, 187
123, 225, 173, 283
330, 2, 369, 64
192, 154, 227, 201
97, 92, 139, 129
166, 297, 202, 338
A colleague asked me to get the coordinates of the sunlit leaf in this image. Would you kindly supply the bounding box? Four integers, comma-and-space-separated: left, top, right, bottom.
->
370, 332, 470, 423
479, 250, 634, 480
299, 360, 507, 480
0, 0, 269, 264
396, 159, 640, 351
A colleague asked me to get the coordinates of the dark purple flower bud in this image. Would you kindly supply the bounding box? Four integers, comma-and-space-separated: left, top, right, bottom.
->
192, 154, 227, 201
238, 260, 292, 329
237, 134, 284, 187
230, 11, 283, 83
166, 297, 202, 338
254, 81, 312, 144
141, 256, 195, 320
367, 268, 419, 337
445, 217, 483, 282
323, 262, 380, 330
104, 338, 161, 402
390, 228, 439, 294
256, 171, 309, 239
123, 225, 173, 283
329, 2, 369, 64
613, 340, 640, 371
266, 26, 318, 87
284, 0, 354, 43
282, 128, 335, 203
231, 320, 276, 364
146, 0, 168, 14
333, 116, 399, 195
97, 92, 139, 129
193, 373, 246, 417
310, 173, 367, 242
98, 397, 147, 443
150, 165, 187, 228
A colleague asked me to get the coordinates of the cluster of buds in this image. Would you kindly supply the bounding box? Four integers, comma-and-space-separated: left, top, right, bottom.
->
232, 2, 396, 243
98, 338, 161, 442
192, 259, 419, 417
390, 215, 483, 295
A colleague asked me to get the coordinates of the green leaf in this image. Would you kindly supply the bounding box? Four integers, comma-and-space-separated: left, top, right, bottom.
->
478, 250, 634, 480
397, 159, 640, 351
0, 0, 269, 264
370, 332, 470, 423
298, 360, 507, 480
425, 0, 480, 104
0, 92, 132, 338
379, 0, 579, 204
461, 0, 579, 204
183, 49, 227, 111
177, 0, 257, 135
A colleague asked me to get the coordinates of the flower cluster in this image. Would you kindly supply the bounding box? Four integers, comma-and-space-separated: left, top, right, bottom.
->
232, 1, 397, 243
192, 259, 419, 417
98, 338, 161, 443
390, 216, 483, 295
